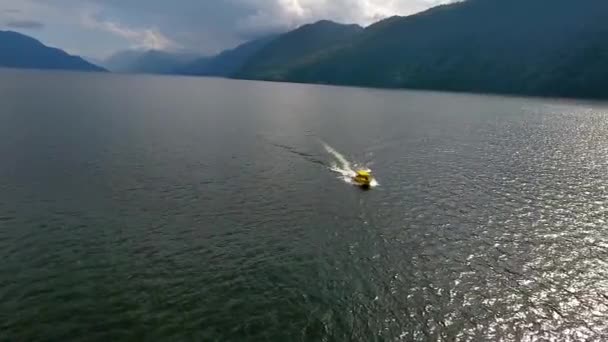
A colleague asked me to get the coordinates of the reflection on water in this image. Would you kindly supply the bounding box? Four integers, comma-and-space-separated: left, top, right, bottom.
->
0, 70, 607, 341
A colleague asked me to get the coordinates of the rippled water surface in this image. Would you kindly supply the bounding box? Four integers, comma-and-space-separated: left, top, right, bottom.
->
1, 69, 608, 341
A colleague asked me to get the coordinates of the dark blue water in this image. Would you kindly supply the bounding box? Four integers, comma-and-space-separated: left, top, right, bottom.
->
1, 69, 608, 341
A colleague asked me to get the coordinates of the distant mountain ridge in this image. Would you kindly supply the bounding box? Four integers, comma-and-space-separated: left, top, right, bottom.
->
235, 20, 363, 80
103, 35, 278, 77
177, 35, 277, 77
103, 49, 201, 74
0, 30, 105, 72
230, 0, 608, 99
176, 21, 364, 79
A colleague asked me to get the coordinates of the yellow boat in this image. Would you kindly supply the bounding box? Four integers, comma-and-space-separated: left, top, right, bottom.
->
353, 170, 373, 189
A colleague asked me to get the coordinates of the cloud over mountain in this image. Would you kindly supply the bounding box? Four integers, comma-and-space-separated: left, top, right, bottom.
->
0, 0, 454, 57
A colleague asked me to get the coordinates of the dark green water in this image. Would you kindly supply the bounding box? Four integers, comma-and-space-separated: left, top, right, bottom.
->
1, 69, 608, 341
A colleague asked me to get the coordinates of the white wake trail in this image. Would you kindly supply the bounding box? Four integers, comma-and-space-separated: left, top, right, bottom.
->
322, 142, 378, 187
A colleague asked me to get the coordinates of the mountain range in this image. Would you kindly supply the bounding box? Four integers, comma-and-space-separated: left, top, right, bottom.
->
2, 0, 608, 99
102, 50, 200, 74
100, 36, 278, 77
176, 35, 277, 77
261, 0, 608, 99
0, 30, 105, 72
234, 21, 362, 80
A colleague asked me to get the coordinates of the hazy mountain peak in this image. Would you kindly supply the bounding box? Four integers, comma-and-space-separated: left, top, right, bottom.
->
102, 49, 202, 74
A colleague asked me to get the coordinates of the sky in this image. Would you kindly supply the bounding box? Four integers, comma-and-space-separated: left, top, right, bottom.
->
0, 0, 454, 60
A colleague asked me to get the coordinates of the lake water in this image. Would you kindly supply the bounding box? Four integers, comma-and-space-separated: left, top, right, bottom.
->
1, 69, 608, 341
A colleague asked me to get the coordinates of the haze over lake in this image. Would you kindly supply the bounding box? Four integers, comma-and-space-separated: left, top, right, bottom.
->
1, 69, 607, 341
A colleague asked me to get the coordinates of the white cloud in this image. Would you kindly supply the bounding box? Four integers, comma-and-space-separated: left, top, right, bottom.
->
81, 10, 178, 51
236, 0, 456, 33
0, 0, 458, 57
